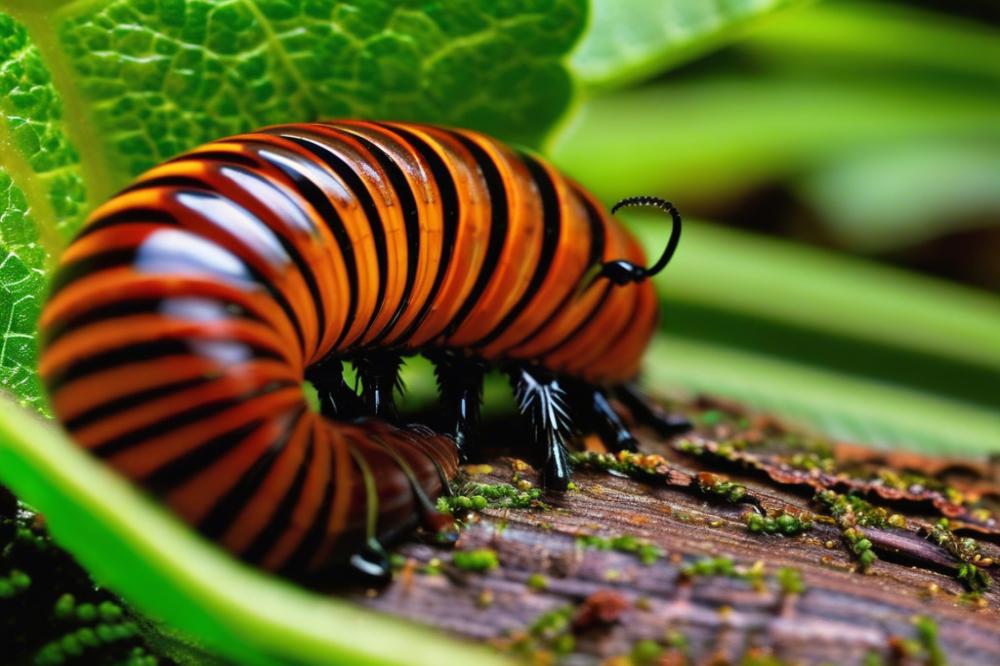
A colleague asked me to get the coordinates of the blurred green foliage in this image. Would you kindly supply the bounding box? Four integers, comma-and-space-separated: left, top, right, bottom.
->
552, 0, 1000, 452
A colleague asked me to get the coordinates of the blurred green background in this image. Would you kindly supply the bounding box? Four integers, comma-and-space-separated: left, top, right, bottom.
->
549, 0, 1000, 454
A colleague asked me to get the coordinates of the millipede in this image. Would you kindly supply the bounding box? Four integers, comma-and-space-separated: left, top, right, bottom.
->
38, 120, 690, 581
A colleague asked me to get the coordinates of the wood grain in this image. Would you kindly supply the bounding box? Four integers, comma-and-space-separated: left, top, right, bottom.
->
347, 400, 1000, 665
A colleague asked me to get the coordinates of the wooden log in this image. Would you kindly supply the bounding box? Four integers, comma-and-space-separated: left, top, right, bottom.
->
348, 399, 1000, 665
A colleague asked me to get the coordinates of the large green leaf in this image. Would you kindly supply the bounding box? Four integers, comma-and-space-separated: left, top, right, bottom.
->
569, 0, 808, 90
0, 0, 588, 414
797, 143, 1000, 251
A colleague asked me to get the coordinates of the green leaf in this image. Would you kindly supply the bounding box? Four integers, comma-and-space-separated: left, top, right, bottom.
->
18, 0, 584, 191
0, 10, 90, 415
636, 220, 1000, 380
0, 173, 48, 414
569, 0, 808, 90
739, 1, 1000, 87
0, 394, 512, 666
0, 0, 586, 409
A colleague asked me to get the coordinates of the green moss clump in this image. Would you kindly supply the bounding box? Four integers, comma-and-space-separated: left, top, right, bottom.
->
630, 639, 663, 665
569, 450, 670, 481
814, 491, 886, 571
746, 510, 813, 537
697, 473, 749, 503
576, 534, 664, 565
913, 616, 945, 666
437, 482, 546, 516
775, 567, 805, 595
452, 549, 499, 572
0, 486, 169, 664
927, 519, 991, 592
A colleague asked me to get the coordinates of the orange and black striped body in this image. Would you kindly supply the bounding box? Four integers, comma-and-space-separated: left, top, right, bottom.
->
39, 121, 686, 579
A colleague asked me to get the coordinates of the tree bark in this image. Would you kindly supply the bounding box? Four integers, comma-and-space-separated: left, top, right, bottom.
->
349, 398, 1000, 665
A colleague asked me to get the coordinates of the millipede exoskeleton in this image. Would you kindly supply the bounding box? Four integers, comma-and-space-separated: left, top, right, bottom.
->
39, 120, 689, 580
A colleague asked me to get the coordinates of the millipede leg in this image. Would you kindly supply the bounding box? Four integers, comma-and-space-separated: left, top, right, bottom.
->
430, 352, 487, 461
582, 386, 639, 452
615, 383, 692, 437
354, 352, 404, 421
304, 358, 363, 420
510, 366, 573, 490
348, 538, 391, 584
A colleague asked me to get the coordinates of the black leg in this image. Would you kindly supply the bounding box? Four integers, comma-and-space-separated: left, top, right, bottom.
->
304, 358, 363, 420
348, 538, 392, 584
586, 386, 640, 452
510, 366, 573, 490
615, 383, 692, 437
429, 351, 487, 461
353, 352, 404, 421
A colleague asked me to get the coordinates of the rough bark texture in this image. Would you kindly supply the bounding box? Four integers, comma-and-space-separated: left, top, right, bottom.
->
347, 398, 1000, 666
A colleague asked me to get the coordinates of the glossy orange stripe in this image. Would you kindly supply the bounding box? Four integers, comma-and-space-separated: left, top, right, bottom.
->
52, 357, 291, 422
40, 316, 296, 380
72, 363, 296, 448
166, 415, 288, 525
220, 413, 313, 554
261, 417, 331, 570
108, 388, 303, 479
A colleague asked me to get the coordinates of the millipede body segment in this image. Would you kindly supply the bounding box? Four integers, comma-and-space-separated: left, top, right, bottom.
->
38, 121, 689, 581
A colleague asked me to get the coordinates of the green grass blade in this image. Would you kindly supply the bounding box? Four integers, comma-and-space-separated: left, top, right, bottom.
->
637, 219, 1000, 377
550, 79, 1000, 203
645, 335, 1000, 455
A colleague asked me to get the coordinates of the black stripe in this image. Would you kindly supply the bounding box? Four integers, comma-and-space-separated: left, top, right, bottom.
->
508, 185, 608, 352
242, 429, 316, 563
91, 380, 293, 458
279, 133, 390, 347
377, 124, 459, 346
143, 419, 266, 496
64, 375, 209, 432
341, 130, 421, 346
280, 430, 341, 572
47, 340, 194, 393
196, 407, 305, 539
250, 142, 360, 352
471, 152, 562, 348
216, 164, 328, 350
440, 131, 509, 338
47, 248, 139, 299
122, 175, 208, 193
76, 209, 178, 240
167, 150, 260, 168
44, 297, 162, 348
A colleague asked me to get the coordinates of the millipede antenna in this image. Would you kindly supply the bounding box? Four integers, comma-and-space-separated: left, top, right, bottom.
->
583, 195, 683, 288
